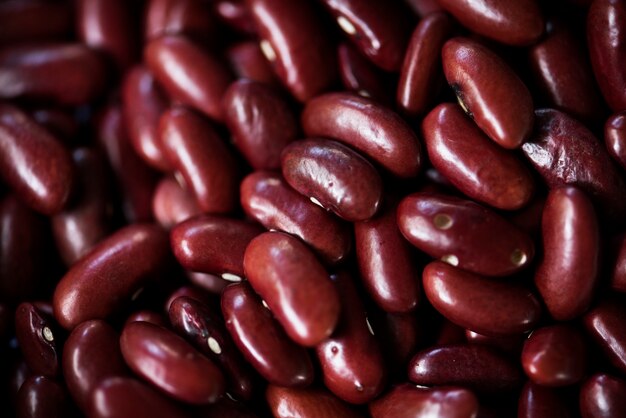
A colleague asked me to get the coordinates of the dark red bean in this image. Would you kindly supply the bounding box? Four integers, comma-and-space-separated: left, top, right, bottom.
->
423, 261, 541, 336
408, 344, 523, 393
14, 303, 59, 378
337, 42, 392, 105
266, 385, 363, 418
145, 0, 219, 47
397, 13, 452, 117
465, 330, 524, 355
610, 234, 626, 293
302, 92, 422, 178
422, 103, 535, 210
120, 321, 225, 404
584, 297, 626, 375
16, 376, 70, 418
605, 111, 626, 170
240, 171, 352, 265
145, 35, 233, 121
0, 1, 71, 45
164, 286, 215, 313
222, 79, 297, 170
152, 177, 201, 229
221, 282, 314, 387
438, 0, 544, 46
160, 106, 238, 213
246, 0, 337, 101
580, 373, 626, 418
398, 193, 535, 277
587, 0, 626, 112
125, 310, 168, 327
522, 108, 626, 223
244, 232, 340, 346
535, 187, 599, 320
442, 37, 534, 149
0, 104, 74, 215
369, 384, 479, 418
187, 271, 230, 294
214, 0, 257, 35
226, 41, 278, 85
29, 107, 78, 143
53, 224, 171, 330
518, 382, 573, 418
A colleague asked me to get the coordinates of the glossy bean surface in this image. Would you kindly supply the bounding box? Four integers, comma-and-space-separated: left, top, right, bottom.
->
580, 373, 626, 418
605, 111, 626, 170
584, 298, 626, 375
16, 376, 70, 418
518, 382, 573, 418
266, 385, 363, 418
152, 177, 201, 229
15, 303, 59, 377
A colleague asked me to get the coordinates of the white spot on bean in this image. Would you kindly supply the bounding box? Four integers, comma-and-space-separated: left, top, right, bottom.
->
309, 196, 324, 208
207, 337, 222, 354
511, 249, 528, 266
337, 16, 357, 35
221, 273, 242, 282
441, 254, 459, 266
260, 40, 276, 62
42, 327, 54, 342
433, 213, 453, 230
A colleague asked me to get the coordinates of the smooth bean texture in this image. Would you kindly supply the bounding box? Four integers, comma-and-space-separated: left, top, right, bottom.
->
16, 376, 71, 418
580, 373, 626, 418
266, 385, 363, 418
15, 303, 60, 378
518, 382, 573, 418
584, 297, 626, 375
605, 111, 626, 170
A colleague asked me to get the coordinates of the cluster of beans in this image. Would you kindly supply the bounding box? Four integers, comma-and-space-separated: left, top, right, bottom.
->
2, 0, 626, 417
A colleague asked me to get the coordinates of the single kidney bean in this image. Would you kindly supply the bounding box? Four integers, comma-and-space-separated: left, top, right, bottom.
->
152, 177, 201, 229
0, 104, 74, 215
63, 320, 128, 412
535, 187, 599, 320
169, 296, 256, 400
0, 43, 107, 105
443, 37, 534, 149
584, 297, 626, 375
226, 42, 278, 85
302, 92, 422, 178
53, 224, 171, 330
240, 171, 352, 265
14, 303, 59, 378
214, 0, 257, 35
222, 79, 297, 170
408, 344, 523, 393
521, 325, 587, 387
610, 234, 626, 293
266, 385, 363, 418
16, 376, 70, 418
145, 0, 219, 48
422, 103, 535, 210
0, 1, 71, 45
580, 373, 626, 418
282, 138, 383, 221
423, 261, 541, 336
398, 192, 535, 277
522, 108, 626, 223
337, 42, 393, 106
355, 198, 420, 313
605, 112, 626, 170
245, 0, 337, 101
397, 13, 452, 117
90, 377, 189, 418
171, 215, 263, 280
121, 321, 225, 405
518, 382, 573, 418
437, 0, 544, 46
316, 271, 386, 404
221, 282, 314, 387
160, 106, 238, 213
244, 231, 340, 346
145, 35, 233, 122
587, 0, 626, 112
369, 384, 479, 418
122, 66, 171, 171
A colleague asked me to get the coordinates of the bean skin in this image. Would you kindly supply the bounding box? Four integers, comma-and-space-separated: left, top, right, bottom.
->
580, 373, 626, 418
244, 231, 340, 346
152, 177, 201, 230
145, 0, 219, 47
610, 234, 626, 293
16, 376, 71, 418
337, 42, 392, 105
465, 330, 524, 355
302, 92, 422, 178
266, 385, 363, 418
442, 37, 534, 149
405, 0, 444, 17
422, 103, 535, 210
518, 382, 573, 418
584, 297, 626, 375
125, 310, 168, 327
535, 187, 599, 320
15, 303, 60, 378
226, 41, 278, 85
605, 111, 626, 170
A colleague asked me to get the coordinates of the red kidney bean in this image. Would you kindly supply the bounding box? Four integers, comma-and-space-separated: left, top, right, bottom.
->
152, 177, 201, 229
266, 385, 363, 418
222, 79, 297, 170
316, 271, 386, 404
0, 104, 74, 215
226, 42, 278, 85
244, 232, 340, 346
521, 325, 587, 387
319, 0, 411, 71
0, 43, 107, 105
160, 106, 238, 213
282, 138, 383, 221
164, 285, 215, 313
62, 320, 128, 412
14, 303, 59, 378
584, 297, 626, 375
370, 312, 423, 375
171, 215, 263, 280
605, 111, 626, 170
214, 0, 257, 35
518, 382, 573, 418
145, 35, 233, 122
145, 0, 219, 48
221, 282, 314, 387
122, 66, 171, 171
404, 0, 444, 17
422, 103, 535, 210
125, 310, 168, 327
408, 344, 523, 393
369, 384, 479, 418
423, 261, 541, 336
522, 108, 626, 223
16, 375, 71, 418
246, 0, 337, 102
398, 192, 535, 277
442, 37, 534, 149
90, 377, 189, 418
240, 171, 352, 265
337, 42, 393, 106
302, 92, 422, 178
580, 373, 626, 418
53, 224, 171, 330
120, 321, 225, 404
169, 296, 256, 400
0, 1, 71, 45
535, 187, 599, 320
355, 198, 420, 313
610, 234, 626, 293
397, 13, 452, 117
29, 107, 78, 143
438, 0, 544, 46
587, 0, 626, 112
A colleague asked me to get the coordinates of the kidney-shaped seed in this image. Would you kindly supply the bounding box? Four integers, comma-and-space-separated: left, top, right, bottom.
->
580, 373, 626, 418
584, 297, 626, 375
15, 303, 60, 378
16, 376, 71, 418
266, 385, 363, 418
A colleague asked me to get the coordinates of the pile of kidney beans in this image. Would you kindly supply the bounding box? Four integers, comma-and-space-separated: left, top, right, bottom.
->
1, 0, 626, 416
